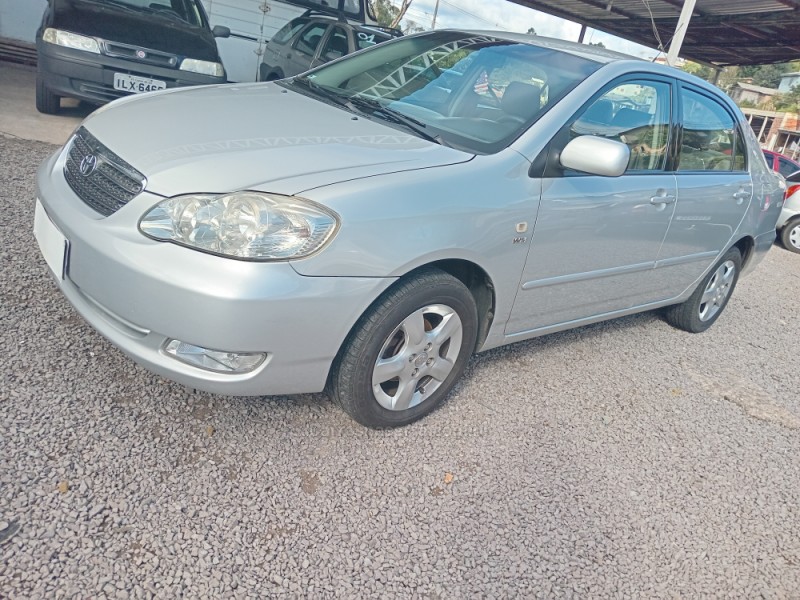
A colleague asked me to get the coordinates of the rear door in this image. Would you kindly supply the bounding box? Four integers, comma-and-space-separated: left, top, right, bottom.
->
656, 85, 752, 289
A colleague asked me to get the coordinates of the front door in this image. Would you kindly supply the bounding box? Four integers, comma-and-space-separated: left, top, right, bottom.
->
507, 77, 677, 334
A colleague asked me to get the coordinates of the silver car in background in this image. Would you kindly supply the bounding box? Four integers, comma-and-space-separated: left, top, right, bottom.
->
34, 30, 782, 428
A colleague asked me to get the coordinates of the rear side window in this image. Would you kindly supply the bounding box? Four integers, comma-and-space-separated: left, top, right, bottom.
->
778, 157, 799, 178
679, 89, 742, 172
295, 23, 329, 56
320, 26, 349, 62
570, 80, 671, 172
355, 30, 392, 51
273, 18, 309, 44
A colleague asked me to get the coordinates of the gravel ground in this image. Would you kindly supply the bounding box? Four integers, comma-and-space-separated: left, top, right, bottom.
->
2, 133, 800, 598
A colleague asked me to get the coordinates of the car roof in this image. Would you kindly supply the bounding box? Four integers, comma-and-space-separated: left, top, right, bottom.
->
456, 29, 643, 64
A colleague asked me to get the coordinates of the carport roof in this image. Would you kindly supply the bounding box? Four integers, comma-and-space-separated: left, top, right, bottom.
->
509, 0, 800, 66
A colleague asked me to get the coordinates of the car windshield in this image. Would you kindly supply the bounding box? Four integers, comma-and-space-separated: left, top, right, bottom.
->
285, 31, 602, 154
83, 0, 206, 27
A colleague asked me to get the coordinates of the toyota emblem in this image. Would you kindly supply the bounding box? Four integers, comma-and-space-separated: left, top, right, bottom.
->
79, 154, 98, 176
136, 50, 146, 59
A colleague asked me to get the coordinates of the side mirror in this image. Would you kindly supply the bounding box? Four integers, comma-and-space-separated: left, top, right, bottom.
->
560, 135, 630, 177
212, 25, 231, 38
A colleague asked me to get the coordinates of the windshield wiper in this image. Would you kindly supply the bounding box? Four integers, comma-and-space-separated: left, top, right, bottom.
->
290, 76, 351, 108
345, 96, 445, 145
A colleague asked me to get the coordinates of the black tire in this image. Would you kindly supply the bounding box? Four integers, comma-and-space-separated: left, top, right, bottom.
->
780, 219, 800, 254
329, 268, 478, 429
35, 75, 60, 114
664, 246, 742, 333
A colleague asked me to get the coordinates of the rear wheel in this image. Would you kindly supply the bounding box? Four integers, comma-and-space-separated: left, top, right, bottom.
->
780, 219, 800, 254
664, 246, 741, 333
329, 268, 478, 429
35, 76, 60, 114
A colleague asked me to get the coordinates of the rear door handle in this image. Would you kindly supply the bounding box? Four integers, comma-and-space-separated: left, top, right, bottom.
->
733, 189, 751, 205
650, 194, 676, 205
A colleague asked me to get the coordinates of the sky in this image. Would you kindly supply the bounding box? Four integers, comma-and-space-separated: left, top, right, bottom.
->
396, 0, 662, 60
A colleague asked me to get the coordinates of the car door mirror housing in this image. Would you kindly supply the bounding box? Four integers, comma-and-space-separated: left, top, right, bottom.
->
212, 25, 231, 38
559, 136, 630, 177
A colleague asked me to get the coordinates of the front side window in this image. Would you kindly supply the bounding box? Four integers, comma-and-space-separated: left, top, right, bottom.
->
570, 80, 671, 171
679, 89, 740, 172
295, 23, 329, 57
286, 32, 602, 154
273, 18, 310, 45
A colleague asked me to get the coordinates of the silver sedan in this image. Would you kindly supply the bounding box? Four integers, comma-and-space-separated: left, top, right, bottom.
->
34, 30, 782, 427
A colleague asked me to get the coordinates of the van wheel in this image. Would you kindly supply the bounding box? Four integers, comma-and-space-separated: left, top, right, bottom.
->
780, 219, 800, 254
36, 76, 60, 114
329, 268, 478, 429
664, 246, 741, 333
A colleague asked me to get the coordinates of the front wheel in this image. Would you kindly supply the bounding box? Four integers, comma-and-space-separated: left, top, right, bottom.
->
664, 246, 741, 333
329, 268, 478, 428
35, 75, 60, 114
780, 219, 800, 254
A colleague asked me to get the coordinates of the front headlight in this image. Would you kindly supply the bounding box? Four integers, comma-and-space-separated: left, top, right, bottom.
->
180, 58, 225, 77
139, 192, 339, 261
42, 28, 100, 54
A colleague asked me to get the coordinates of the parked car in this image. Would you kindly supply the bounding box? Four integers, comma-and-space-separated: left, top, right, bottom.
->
258, 12, 400, 81
777, 170, 800, 253
34, 30, 782, 428
35, 0, 230, 114
763, 149, 800, 178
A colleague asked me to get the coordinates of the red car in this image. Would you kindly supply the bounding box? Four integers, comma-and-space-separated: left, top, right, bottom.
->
763, 149, 800, 178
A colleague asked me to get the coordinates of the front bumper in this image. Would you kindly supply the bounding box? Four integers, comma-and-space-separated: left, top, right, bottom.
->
37, 41, 226, 105
35, 149, 395, 396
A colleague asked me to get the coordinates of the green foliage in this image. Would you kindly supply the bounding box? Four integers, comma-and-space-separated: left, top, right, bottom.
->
680, 61, 714, 83
370, 0, 399, 27
773, 85, 800, 113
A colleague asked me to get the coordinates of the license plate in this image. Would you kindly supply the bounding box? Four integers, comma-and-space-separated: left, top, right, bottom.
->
113, 73, 167, 94
34, 200, 68, 280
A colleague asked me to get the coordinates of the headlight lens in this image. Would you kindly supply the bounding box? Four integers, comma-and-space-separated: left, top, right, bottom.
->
139, 192, 339, 260
180, 58, 225, 77
42, 28, 101, 54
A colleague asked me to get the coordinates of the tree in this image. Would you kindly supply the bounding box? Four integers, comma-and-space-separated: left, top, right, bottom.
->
369, 0, 413, 29
773, 85, 800, 113
588, 41, 605, 48
526, 27, 536, 35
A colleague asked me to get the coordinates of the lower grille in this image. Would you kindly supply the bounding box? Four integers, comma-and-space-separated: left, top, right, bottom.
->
64, 127, 146, 216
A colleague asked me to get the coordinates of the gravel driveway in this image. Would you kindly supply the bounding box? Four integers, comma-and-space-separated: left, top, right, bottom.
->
2, 133, 799, 598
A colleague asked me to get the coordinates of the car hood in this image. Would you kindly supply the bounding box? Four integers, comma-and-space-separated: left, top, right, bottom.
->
52, 0, 219, 61
81, 83, 473, 197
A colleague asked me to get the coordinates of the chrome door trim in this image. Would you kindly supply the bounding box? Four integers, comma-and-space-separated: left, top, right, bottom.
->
521, 260, 654, 290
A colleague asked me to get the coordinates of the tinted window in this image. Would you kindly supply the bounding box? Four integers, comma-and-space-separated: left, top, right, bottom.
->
295, 23, 329, 56
320, 26, 349, 61
273, 18, 309, 44
778, 157, 799, 178
679, 89, 737, 172
355, 29, 393, 50
732, 134, 747, 171
571, 81, 671, 171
